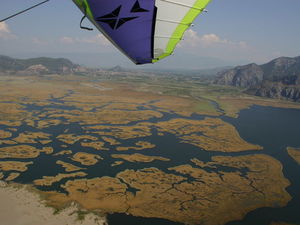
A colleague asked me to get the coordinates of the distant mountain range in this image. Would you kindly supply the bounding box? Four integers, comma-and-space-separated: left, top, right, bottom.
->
2, 54, 300, 102
214, 56, 300, 102
0, 55, 82, 75
0, 55, 229, 77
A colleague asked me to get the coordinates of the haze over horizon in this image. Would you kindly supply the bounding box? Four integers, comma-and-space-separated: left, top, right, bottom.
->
1, 0, 300, 69
1, 2, 300, 225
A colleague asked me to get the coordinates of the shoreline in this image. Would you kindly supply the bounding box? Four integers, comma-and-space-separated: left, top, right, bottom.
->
0, 181, 107, 225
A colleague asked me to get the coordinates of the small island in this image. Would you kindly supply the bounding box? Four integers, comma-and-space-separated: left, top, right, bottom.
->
0, 145, 41, 158
13, 131, 51, 144
287, 147, 300, 164
81, 141, 108, 151
102, 136, 121, 145
155, 118, 263, 152
56, 160, 84, 172
0, 130, 12, 139
0, 161, 33, 172
116, 141, 156, 151
34, 172, 87, 186
57, 134, 98, 145
54, 150, 72, 156
71, 152, 103, 166
111, 153, 170, 163
6, 173, 20, 181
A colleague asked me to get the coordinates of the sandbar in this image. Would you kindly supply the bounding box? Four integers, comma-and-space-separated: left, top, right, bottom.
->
0, 181, 107, 225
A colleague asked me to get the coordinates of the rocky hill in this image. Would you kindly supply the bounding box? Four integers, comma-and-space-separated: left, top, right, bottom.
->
214, 56, 300, 102
0, 55, 82, 75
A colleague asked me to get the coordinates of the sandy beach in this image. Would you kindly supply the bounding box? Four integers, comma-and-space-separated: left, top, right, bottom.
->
0, 181, 107, 225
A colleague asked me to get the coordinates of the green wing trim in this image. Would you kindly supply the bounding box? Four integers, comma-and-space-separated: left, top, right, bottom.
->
152, 0, 212, 63
73, 0, 94, 20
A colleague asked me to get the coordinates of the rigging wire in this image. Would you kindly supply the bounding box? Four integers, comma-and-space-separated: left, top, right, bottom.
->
80, 2, 93, 31
0, 0, 50, 23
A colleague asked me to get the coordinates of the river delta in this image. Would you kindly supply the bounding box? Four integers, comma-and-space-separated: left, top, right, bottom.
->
0, 75, 300, 225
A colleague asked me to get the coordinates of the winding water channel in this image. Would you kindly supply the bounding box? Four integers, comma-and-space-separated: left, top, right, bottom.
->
1, 102, 300, 225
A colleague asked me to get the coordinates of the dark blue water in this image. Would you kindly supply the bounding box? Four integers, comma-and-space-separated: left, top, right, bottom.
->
107, 105, 300, 225
1, 104, 300, 225
222, 105, 300, 225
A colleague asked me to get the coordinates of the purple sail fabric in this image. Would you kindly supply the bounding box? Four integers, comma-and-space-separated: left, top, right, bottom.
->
87, 0, 155, 64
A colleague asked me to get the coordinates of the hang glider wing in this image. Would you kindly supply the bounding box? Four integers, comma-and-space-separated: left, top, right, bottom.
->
72, 0, 212, 64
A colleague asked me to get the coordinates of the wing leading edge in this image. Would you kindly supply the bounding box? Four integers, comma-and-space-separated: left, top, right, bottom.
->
72, 0, 212, 65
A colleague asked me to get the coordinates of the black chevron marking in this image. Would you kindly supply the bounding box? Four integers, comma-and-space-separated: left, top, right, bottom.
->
131, 0, 149, 12
116, 17, 138, 29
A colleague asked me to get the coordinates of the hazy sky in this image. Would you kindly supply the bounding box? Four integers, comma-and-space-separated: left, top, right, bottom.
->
1, 0, 300, 69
